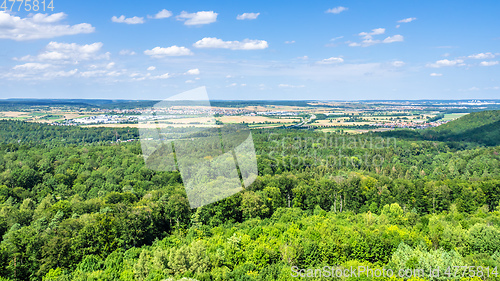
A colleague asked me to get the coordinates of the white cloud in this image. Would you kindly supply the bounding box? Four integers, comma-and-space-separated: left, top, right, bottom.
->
297, 56, 309, 60
383, 35, 404, 43
144, 46, 193, 57
0, 11, 94, 41
237, 13, 260, 20
149, 9, 173, 19
317, 57, 344, 64
193, 37, 268, 50
13, 62, 52, 70
430, 73, 443, 77
18, 41, 108, 63
350, 28, 402, 47
480, 61, 499, 66
397, 17, 417, 23
326, 7, 348, 14
330, 36, 344, 42
151, 73, 171, 79
186, 68, 200, 75
79, 69, 125, 78
38, 51, 69, 60
106, 62, 115, 69
80, 70, 107, 78
31, 13, 67, 23
147, 66, 156, 71
185, 80, 195, 83
284, 40, 295, 44
119, 49, 136, 55
427, 59, 465, 68
279, 84, 305, 88
361, 28, 386, 38
44, 69, 78, 78
357, 28, 385, 43
468, 52, 495, 59
176, 11, 217, 25
392, 61, 405, 67
111, 15, 145, 24
7, 68, 79, 80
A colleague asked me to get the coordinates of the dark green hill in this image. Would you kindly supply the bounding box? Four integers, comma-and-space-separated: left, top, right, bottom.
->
381, 110, 500, 147
431, 110, 500, 134
422, 110, 500, 146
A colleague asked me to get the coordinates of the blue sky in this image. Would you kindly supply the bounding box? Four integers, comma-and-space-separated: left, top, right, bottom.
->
0, 0, 499, 100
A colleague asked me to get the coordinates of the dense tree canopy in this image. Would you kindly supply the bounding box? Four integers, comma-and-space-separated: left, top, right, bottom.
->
0, 119, 499, 280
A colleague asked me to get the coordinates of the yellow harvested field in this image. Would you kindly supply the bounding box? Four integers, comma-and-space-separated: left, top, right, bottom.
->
0, 111, 30, 117
219, 116, 300, 123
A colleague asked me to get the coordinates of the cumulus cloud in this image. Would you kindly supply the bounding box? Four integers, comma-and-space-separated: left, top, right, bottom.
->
326, 7, 348, 14
119, 49, 136, 55
147, 66, 156, 71
31, 13, 67, 23
359, 28, 386, 39
186, 68, 200, 75
17, 41, 108, 63
176, 11, 217, 25
430, 73, 443, 76
237, 13, 260, 20
480, 61, 499, 66
13, 63, 52, 70
350, 28, 403, 47
149, 9, 173, 19
6, 65, 79, 80
427, 59, 465, 68
397, 17, 417, 23
317, 57, 344, 64
193, 37, 268, 50
111, 15, 145, 24
468, 52, 495, 59
0, 11, 94, 41
151, 73, 170, 79
284, 40, 295, 44
144, 46, 193, 58
44, 69, 78, 78
383, 35, 404, 43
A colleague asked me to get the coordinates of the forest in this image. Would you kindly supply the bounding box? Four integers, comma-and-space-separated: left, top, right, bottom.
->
381, 110, 500, 147
0, 111, 499, 280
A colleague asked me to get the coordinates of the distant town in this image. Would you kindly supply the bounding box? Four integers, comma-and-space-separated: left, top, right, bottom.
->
1, 99, 499, 133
